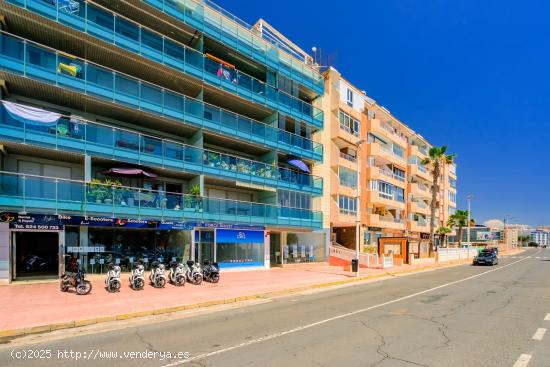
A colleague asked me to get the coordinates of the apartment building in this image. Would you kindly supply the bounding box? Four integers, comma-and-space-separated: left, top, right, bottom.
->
319, 67, 458, 256
0, 0, 327, 282
531, 230, 550, 246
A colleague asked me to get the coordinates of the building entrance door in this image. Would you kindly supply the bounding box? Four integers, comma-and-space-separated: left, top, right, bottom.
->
13, 232, 59, 280
194, 229, 214, 264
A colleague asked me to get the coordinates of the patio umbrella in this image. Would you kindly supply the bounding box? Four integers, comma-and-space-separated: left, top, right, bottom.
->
287, 157, 310, 173
102, 168, 158, 178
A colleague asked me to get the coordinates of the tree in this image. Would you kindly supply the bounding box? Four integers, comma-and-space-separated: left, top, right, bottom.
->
421, 146, 456, 254
437, 226, 452, 247
448, 210, 470, 246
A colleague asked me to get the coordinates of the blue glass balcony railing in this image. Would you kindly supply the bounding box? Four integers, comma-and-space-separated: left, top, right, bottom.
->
140, 0, 324, 95
0, 103, 322, 195
5, 0, 324, 129
0, 171, 322, 228
0, 32, 323, 161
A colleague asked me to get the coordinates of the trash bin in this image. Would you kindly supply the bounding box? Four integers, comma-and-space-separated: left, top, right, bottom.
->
351, 259, 359, 272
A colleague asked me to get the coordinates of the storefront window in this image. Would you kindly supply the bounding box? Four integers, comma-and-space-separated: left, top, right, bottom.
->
215, 229, 264, 268
65, 227, 191, 274
283, 232, 325, 263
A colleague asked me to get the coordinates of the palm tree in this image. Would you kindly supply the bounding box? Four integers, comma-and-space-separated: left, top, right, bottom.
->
437, 226, 452, 247
421, 146, 456, 254
448, 210, 470, 246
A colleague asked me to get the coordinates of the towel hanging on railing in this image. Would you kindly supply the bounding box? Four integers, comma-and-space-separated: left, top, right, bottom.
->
2, 100, 61, 126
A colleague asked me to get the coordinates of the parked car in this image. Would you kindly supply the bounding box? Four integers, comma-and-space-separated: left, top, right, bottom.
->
473, 249, 498, 266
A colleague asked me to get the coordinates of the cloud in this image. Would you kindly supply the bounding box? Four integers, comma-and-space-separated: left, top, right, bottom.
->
483, 219, 504, 229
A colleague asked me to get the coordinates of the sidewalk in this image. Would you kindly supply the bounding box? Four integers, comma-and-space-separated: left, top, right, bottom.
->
0, 248, 525, 338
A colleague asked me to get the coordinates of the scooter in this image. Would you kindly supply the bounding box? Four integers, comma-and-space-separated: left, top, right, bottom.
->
60, 268, 92, 295
186, 260, 203, 285
149, 261, 167, 288
168, 260, 186, 286
129, 262, 145, 290
105, 263, 122, 292
202, 260, 220, 283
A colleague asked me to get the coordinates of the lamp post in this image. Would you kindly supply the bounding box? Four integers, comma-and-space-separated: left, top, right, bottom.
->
355, 139, 366, 277
503, 214, 513, 250
467, 194, 474, 245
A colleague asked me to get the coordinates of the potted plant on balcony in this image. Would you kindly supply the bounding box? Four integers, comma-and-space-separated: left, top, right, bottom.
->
185, 184, 202, 211
87, 179, 109, 204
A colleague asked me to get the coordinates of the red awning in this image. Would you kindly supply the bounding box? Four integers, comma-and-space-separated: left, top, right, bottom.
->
103, 168, 157, 178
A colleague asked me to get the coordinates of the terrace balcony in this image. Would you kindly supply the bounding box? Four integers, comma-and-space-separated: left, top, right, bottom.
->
0, 103, 323, 195
0, 171, 323, 228
0, 32, 323, 162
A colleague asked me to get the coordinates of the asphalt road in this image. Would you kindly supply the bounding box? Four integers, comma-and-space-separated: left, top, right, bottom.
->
1, 248, 549, 367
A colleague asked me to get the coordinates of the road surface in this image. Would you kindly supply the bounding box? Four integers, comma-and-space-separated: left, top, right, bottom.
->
1, 248, 549, 367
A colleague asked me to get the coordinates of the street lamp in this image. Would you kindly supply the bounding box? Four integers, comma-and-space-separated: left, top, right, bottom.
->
355, 139, 366, 277
467, 194, 474, 246
503, 214, 513, 250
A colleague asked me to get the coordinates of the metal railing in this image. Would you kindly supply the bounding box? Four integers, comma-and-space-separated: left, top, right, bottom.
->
0, 171, 323, 227
0, 31, 323, 159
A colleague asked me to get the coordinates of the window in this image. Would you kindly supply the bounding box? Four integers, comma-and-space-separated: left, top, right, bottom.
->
338, 195, 357, 214
339, 167, 357, 188
448, 191, 457, 203
377, 181, 393, 199
372, 180, 404, 202
449, 177, 457, 188
393, 167, 405, 181
338, 110, 360, 136
449, 206, 456, 216
278, 190, 311, 209
347, 88, 353, 107
392, 144, 404, 158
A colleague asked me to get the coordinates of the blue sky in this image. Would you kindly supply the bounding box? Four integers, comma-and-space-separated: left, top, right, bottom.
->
218, 0, 550, 226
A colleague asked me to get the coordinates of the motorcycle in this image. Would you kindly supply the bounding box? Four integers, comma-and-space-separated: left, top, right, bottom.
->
105, 263, 122, 292
168, 260, 187, 286
60, 268, 92, 295
129, 262, 145, 290
202, 260, 220, 283
25, 255, 49, 271
149, 261, 167, 288
186, 260, 203, 285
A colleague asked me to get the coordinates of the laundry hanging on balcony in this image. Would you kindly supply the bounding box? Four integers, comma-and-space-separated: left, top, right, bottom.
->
102, 168, 158, 178
206, 53, 238, 84
2, 100, 61, 126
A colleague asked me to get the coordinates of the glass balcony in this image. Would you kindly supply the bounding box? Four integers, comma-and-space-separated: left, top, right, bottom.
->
0, 171, 323, 228
136, 0, 324, 95
0, 103, 323, 195
5, 0, 324, 128
0, 31, 323, 161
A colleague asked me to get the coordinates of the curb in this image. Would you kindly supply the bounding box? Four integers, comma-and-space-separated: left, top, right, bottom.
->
0, 250, 526, 339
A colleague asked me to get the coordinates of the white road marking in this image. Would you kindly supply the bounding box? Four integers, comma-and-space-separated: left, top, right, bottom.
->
532, 328, 546, 340
544, 313, 550, 321
513, 354, 532, 367
160, 253, 536, 367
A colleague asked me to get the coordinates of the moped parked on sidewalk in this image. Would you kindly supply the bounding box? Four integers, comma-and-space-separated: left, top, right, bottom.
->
60, 268, 92, 295
168, 260, 187, 286
149, 261, 167, 288
105, 263, 122, 292
186, 260, 203, 285
129, 262, 145, 290
202, 260, 220, 283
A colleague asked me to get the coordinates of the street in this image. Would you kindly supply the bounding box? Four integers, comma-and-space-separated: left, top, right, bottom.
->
1, 248, 549, 367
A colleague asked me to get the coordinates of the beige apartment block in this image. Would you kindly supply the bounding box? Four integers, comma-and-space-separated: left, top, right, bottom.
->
316, 67, 458, 255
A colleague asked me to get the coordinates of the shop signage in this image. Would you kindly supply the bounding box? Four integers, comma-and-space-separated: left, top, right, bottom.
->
1, 213, 63, 230
420, 233, 430, 240
368, 227, 383, 232
0, 212, 265, 231
67, 246, 105, 253
216, 229, 265, 244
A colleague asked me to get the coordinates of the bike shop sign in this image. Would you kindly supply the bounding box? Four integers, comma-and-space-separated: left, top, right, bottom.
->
0, 212, 63, 230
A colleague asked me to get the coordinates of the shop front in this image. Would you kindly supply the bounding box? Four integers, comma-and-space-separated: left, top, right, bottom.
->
269, 230, 327, 266
0, 211, 269, 283
408, 232, 431, 259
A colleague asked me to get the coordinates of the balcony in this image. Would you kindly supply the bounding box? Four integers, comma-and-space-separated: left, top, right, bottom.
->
409, 164, 432, 182
137, 0, 325, 95
0, 171, 322, 228
408, 182, 431, 199
367, 142, 405, 166
409, 219, 429, 233
410, 201, 430, 215
338, 151, 357, 171
369, 118, 407, 147
0, 103, 323, 195
365, 166, 406, 188
0, 32, 323, 161
366, 214, 405, 230
409, 144, 428, 158
365, 190, 406, 209
4, 0, 324, 128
